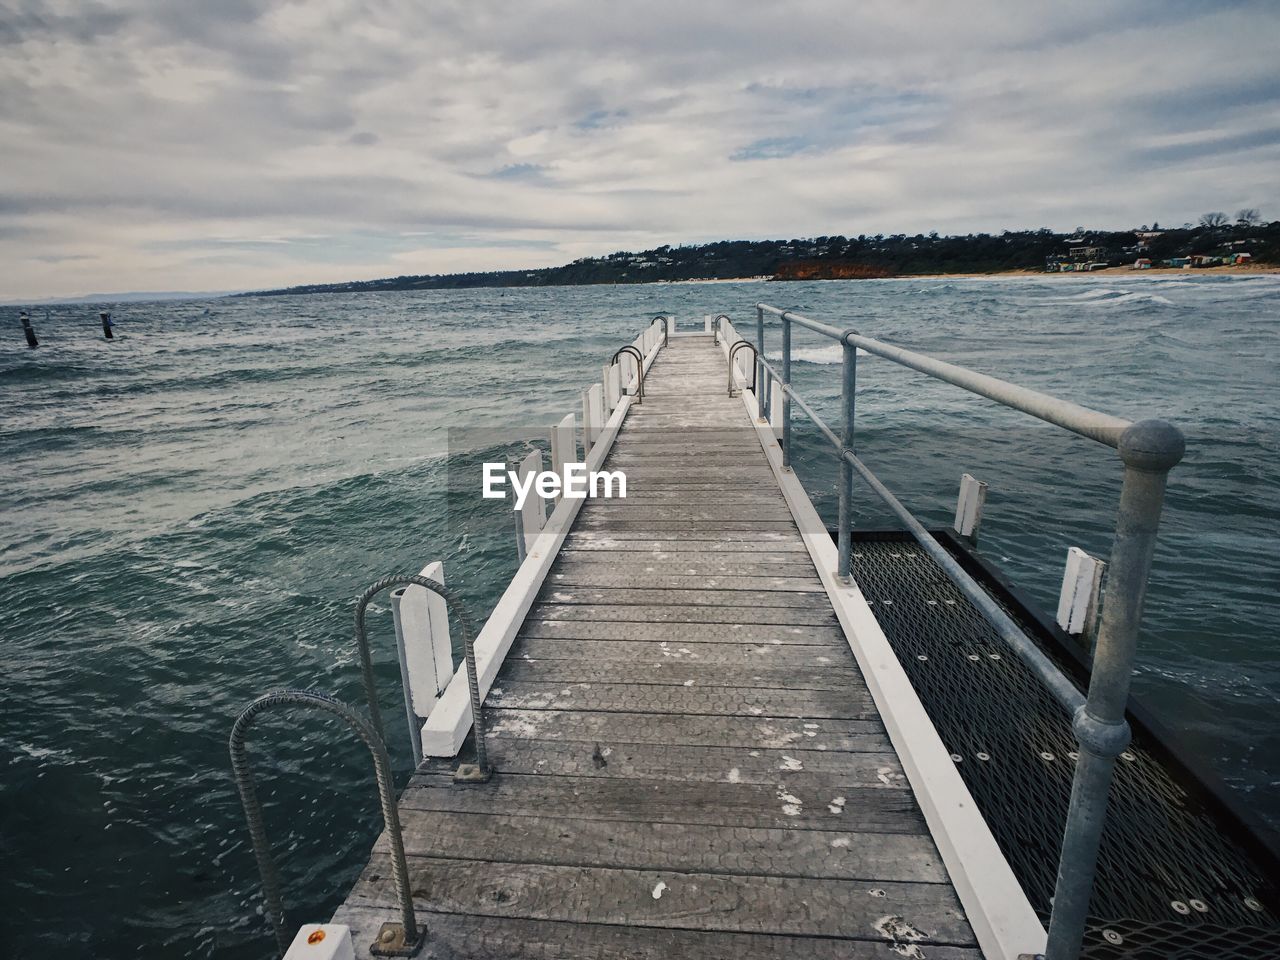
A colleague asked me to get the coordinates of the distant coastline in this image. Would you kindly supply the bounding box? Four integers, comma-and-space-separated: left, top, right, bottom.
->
235, 220, 1278, 297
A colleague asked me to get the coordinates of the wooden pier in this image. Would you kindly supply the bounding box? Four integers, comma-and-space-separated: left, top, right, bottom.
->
331, 335, 980, 958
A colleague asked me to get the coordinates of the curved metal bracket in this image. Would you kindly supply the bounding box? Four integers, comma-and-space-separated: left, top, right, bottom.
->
728, 340, 758, 397
713, 313, 731, 345
612, 344, 645, 403
652, 314, 671, 347
229, 689, 424, 958
355, 574, 490, 781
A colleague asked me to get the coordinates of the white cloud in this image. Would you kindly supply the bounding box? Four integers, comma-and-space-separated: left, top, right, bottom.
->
0, 0, 1277, 298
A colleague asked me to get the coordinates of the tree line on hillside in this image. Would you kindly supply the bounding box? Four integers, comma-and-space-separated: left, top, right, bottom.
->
241, 215, 1278, 296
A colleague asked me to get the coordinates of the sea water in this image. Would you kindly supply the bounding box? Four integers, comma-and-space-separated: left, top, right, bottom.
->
2, 276, 1277, 958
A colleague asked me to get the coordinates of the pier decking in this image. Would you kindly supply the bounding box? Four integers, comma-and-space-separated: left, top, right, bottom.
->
331, 335, 980, 958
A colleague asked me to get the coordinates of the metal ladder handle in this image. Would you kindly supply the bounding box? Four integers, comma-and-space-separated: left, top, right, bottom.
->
228, 689, 422, 958
355, 574, 489, 780
713, 313, 731, 345
612, 344, 645, 403
652, 314, 671, 347
727, 340, 758, 397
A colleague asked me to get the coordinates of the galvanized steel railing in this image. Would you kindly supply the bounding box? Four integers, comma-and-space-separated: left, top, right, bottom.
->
737, 303, 1185, 960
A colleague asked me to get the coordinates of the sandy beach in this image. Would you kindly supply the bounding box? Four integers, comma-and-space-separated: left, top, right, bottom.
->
895, 264, 1279, 280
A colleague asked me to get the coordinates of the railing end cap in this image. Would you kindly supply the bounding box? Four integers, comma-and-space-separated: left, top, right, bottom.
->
1118, 418, 1185, 471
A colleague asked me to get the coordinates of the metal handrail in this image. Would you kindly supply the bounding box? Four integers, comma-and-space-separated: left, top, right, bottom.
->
229, 689, 422, 958
712, 313, 731, 344
652, 314, 671, 347
612, 344, 645, 403
758, 303, 1133, 447
355, 574, 490, 782
726, 341, 757, 397
741, 304, 1185, 960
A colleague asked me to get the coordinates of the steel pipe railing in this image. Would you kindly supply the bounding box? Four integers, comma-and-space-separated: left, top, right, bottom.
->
745, 303, 1184, 960
229, 689, 423, 958
355, 574, 490, 782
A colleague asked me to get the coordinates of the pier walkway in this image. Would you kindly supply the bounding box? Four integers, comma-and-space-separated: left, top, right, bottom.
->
331, 335, 980, 958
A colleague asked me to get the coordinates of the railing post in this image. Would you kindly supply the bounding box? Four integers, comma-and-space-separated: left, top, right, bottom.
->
837, 337, 856, 581
1044, 419, 1184, 960
781, 313, 792, 470
756, 305, 766, 416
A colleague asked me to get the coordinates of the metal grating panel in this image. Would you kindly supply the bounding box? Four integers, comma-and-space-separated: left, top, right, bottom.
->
850, 534, 1280, 959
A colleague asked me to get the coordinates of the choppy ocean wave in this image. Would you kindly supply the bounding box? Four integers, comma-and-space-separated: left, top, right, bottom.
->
2, 277, 1276, 959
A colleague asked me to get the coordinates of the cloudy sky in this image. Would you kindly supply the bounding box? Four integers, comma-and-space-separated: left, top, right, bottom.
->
2, 0, 1278, 299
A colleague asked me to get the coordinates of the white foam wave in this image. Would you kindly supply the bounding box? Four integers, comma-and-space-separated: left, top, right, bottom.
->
769, 345, 872, 365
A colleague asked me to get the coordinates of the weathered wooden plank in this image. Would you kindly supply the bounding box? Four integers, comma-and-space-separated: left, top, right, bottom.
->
554, 554, 817, 573
486, 680, 875, 719
471, 738, 908, 787
347, 859, 975, 944
331, 907, 984, 960
486, 709, 888, 752
547, 571, 824, 592
560, 534, 809, 551
572, 507, 797, 522
512, 636, 849, 663
373, 810, 944, 881
518, 619, 848, 644
536, 586, 834, 609
500, 656, 855, 690
528, 603, 839, 626
571, 521, 802, 534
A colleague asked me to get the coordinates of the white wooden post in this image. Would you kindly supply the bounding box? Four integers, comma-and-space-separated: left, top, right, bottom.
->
284, 924, 355, 960
770, 378, 784, 439
605, 363, 621, 410
517, 448, 547, 554
704, 314, 713, 334
953, 473, 988, 542
390, 560, 454, 759
1056, 547, 1106, 640
550, 413, 576, 503
583, 382, 604, 448
600, 363, 614, 416
629, 336, 644, 393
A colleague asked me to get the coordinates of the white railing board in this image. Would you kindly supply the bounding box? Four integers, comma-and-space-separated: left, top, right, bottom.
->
421, 336, 664, 757
550, 413, 576, 505
770, 379, 785, 439
517, 448, 547, 553
1057, 547, 1105, 635
600, 363, 614, 416
954, 473, 989, 538
605, 364, 621, 409
587, 383, 604, 448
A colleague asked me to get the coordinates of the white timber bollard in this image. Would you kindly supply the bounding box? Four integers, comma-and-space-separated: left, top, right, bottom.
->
953, 473, 989, 542
583, 382, 604, 449
1057, 546, 1106, 641
605, 363, 621, 410
600, 363, 614, 416
283, 924, 355, 960
550, 412, 576, 503
770, 378, 785, 439
517, 448, 548, 554
390, 561, 455, 760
